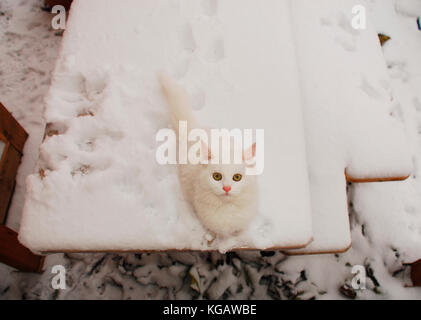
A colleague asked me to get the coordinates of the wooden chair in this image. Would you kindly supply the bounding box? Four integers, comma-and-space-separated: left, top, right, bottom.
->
0, 102, 44, 272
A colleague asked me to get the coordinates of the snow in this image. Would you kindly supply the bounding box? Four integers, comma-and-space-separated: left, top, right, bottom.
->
0, 0, 420, 300
351, 0, 421, 263
395, 0, 421, 17
18, 0, 313, 253
0, 1, 61, 232
288, 0, 412, 254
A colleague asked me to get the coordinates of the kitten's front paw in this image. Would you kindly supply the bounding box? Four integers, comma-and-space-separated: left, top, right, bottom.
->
205, 232, 216, 245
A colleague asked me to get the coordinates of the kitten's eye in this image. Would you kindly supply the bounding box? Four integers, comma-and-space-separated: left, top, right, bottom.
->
213, 172, 222, 181
233, 174, 242, 182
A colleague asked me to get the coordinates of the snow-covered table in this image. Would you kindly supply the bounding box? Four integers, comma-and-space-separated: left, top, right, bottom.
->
18, 0, 411, 255
19, 0, 314, 253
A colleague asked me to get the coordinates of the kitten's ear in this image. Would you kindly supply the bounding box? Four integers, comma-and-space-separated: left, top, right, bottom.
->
243, 143, 256, 161
201, 141, 212, 161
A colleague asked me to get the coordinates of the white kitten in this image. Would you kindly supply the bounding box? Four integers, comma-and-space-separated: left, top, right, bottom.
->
158, 73, 258, 237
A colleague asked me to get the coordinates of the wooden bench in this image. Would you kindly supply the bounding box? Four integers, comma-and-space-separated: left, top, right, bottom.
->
0, 103, 44, 272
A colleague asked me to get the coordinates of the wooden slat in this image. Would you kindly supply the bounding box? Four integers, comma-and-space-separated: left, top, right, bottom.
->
0, 145, 21, 222
0, 224, 44, 272
411, 259, 421, 287
0, 102, 28, 153
345, 169, 410, 183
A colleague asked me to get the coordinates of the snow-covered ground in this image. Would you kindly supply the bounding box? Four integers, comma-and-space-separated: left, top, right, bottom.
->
0, 0, 420, 299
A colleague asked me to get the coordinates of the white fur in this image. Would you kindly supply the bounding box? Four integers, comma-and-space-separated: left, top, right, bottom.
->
159, 73, 258, 237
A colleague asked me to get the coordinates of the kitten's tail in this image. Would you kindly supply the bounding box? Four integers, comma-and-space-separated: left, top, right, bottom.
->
158, 72, 198, 134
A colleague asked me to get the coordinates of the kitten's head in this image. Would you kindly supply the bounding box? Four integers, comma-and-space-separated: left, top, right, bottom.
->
198, 142, 257, 198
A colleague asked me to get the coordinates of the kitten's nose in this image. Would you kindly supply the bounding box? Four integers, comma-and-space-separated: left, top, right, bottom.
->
223, 186, 231, 194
